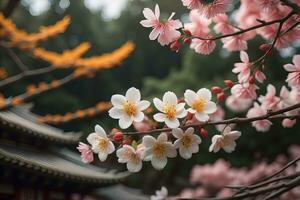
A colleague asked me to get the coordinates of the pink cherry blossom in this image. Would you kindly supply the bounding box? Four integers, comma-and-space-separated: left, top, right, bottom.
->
197, 0, 230, 19
181, 0, 201, 10
232, 51, 251, 83
247, 103, 272, 132
190, 38, 216, 55
140, 4, 182, 46
226, 95, 253, 113
77, 142, 94, 163
213, 14, 234, 34
184, 10, 211, 37
282, 119, 297, 128
231, 83, 257, 99
258, 84, 280, 111
283, 54, 300, 88
222, 34, 248, 52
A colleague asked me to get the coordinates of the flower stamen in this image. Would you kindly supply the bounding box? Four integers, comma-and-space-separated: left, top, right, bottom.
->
163, 104, 176, 119
123, 101, 137, 116
192, 98, 206, 112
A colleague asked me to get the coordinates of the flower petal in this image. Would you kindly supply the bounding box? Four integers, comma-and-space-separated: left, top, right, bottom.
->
149, 27, 161, 40
126, 87, 141, 103
179, 147, 192, 159
197, 88, 212, 101
184, 89, 197, 106
108, 141, 115, 154
157, 133, 168, 143
111, 94, 126, 108
98, 152, 108, 162
119, 116, 133, 129
163, 91, 178, 105
87, 133, 98, 145
204, 101, 217, 114
151, 157, 167, 170
195, 112, 209, 122
108, 107, 124, 119
142, 135, 156, 148
165, 118, 180, 128
95, 124, 106, 137
143, 7, 156, 20
127, 161, 142, 173
137, 100, 150, 111
240, 51, 249, 63
134, 111, 144, 122
165, 143, 177, 158
153, 98, 164, 112
153, 113, 166, 122
172, 128, 184, 139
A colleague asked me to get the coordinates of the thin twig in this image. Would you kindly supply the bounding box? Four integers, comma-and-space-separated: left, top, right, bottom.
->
3, 46, 29, 71
192, 12, 295, 41
0, 66, 54, 88
123, 103, 300, 135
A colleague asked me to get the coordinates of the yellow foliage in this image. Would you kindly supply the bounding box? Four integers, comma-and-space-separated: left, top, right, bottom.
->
33, 42, 91, 67
37, 101, 112, 124
0, 14, 71, 49
0, 94, 4, 108
74, 41, 135, 75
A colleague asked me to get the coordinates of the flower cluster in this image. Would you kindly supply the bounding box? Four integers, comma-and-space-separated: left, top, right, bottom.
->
140, 2, 300, 54
78, 87, 243, 173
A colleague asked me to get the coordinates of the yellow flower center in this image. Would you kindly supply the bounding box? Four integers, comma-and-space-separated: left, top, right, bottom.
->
163, 104, 176, 119
123, 101, 136, 116
95, 137, 108, 151
181, 135, 192, 148
192, 98, 206, 113
152, 143, 166, 159
220, 136, 231, 147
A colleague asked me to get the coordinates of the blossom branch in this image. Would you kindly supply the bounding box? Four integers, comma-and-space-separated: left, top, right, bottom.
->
123, 103, 300, 135
192, 11, 296, 41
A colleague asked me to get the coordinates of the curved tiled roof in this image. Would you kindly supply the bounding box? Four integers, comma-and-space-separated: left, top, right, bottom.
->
0, 105, 82, 144
0, 143, 129, 184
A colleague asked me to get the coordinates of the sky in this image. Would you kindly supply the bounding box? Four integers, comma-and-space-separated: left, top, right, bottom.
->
21, 0, 128, 20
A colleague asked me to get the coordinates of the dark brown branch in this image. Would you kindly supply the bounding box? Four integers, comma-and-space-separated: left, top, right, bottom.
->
0, 73, 78, 111
123, 103, 300, 135
178, 175, 300, 200
1, 0, 20, 17
3, 46, 29, 71
280, 0, 300, 15
0, 66, 54, 88
193, 11, 295, 41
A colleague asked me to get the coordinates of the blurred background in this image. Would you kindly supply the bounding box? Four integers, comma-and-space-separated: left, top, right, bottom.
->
0, 0, 300, 196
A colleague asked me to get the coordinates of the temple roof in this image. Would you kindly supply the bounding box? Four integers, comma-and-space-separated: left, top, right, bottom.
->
0, 142, 129, 185
0, 105, 82, 144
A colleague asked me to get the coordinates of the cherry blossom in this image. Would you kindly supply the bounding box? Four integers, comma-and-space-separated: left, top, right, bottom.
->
209, 127, 241, 153
87, 125, 115, 162
258, 84, 281, 111
190, 38, 216, 55
109, 87, 150, 129
140, 4, 182, 46
142, 133, 177, 170
247, 103, 272, 132
197, 0, 230, 19
184, 88, 217, 122
153, 91, 187, 128
231, 83, 257, 99
76, 142, 94, 163
172, 128, 202, 159
232, 51, 251, 83
283, 55, 300, 88
226, 95, 253, 113
116, 144, 143, 172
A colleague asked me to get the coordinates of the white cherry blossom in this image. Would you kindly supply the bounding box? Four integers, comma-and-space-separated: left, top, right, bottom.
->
142, 133, 177, 170
153, 91, 187, 128
209, 127, 241, 153
184, 88, 217, 122
172, 127, 202, 159
109, 87, 150, 129
116, 144, 143, 173
151, 186, 168, 200
87, 125, 115, 162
